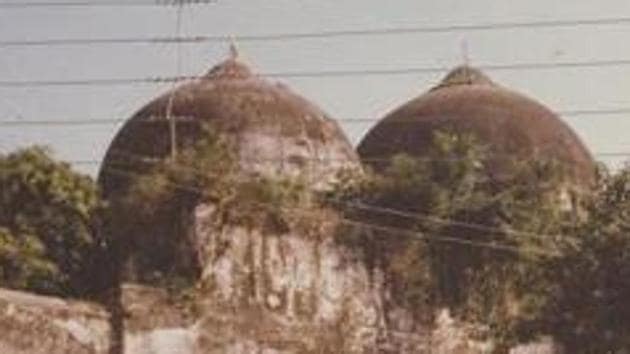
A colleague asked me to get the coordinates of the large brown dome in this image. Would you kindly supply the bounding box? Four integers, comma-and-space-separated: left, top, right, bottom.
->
99, 57, 358, 197
357, 66, 595, 184
97, 56, 358, 283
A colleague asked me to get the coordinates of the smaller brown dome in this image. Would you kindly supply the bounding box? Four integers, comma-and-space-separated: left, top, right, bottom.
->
358, 65, 595, 185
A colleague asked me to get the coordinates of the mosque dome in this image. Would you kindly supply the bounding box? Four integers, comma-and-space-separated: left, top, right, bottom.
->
96, 53, 358, 282
357, 65, 595, 184
98, 54, 358, 198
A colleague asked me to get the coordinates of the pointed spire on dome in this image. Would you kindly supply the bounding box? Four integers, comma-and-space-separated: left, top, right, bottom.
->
228, 36, 239, 60
205, 38, 253, 80
432, 65, 495, 90
430, 41, 495, 90
460, 39, 470, 67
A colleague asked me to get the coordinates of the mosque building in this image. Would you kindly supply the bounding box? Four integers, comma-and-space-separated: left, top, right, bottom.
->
99, 48, 358, 200
97, 49, 358, 281
97, 52, 595, 282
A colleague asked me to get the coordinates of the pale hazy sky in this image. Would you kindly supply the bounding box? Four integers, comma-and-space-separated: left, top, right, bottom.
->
1, 0, 630, 175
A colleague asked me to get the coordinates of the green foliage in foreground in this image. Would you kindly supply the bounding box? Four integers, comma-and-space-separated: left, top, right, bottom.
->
0, 147, 101, 297
4, 130, 630, 353
329, 130, 614, 352
537, 168, 630, 353
105, 127, 311, 287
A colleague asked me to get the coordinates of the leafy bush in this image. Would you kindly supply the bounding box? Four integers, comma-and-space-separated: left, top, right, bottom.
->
0, 147, 101, 297
329, 130, 574, 348
105, 125, 312, 286
537, 166, 630, 352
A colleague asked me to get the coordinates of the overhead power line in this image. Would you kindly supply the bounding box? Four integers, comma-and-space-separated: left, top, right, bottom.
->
4, 16, 630, 47
64, 151, 630, 168
3, 107, 630, 126
0, 0, 214, 8
338, 217, 559, 257
103, 148, 630, 166
94, 150, 570, 245
99, 164, 559, 257
0, 118, 126, 126
3, 58, 630, 88
69, 159, 103, 166
339, 200, 556, 241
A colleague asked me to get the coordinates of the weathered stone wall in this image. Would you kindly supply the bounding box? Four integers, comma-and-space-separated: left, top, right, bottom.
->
0, 278, 559, 354
0, 288, 110, 354
193, 203, 391, 352
0, 203, 561, 354
189, 203, 559, 354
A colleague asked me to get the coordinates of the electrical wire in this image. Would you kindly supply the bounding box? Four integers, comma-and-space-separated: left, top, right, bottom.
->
3, 58, 630, 88
3, 16, 630, 47
0, 0, 214, 8
98, 149, 567, 247
0, 118, 126, 126
63, 150, 630, 168
99, 164, 560, 258
338, 200, 556, 241
4, 106, 630, 126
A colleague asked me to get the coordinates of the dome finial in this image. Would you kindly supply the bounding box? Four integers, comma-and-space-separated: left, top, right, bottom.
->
228, 36, 239, 60
460, 39, 470, 66
205, 39, 253, 79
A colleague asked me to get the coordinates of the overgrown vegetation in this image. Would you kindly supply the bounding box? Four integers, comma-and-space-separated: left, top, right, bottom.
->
3, 128, 630, 353
0, 147, 101, 297
536, 167, 630, 352
105, 125, 312, 287
327, 131, 585, 351
327, 130, 630, 352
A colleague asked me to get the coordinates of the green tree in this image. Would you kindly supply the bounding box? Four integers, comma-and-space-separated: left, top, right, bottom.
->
538, 166, 630, 352
105, 126, 311, 287
0, 146, 101, 297
330, 131, 572, 350
104, 129, 239, 286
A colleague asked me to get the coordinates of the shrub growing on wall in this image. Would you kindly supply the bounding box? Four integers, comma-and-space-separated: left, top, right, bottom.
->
538, 166, 630, 353
104, 125, 312, 288
329, 130, 573, 349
